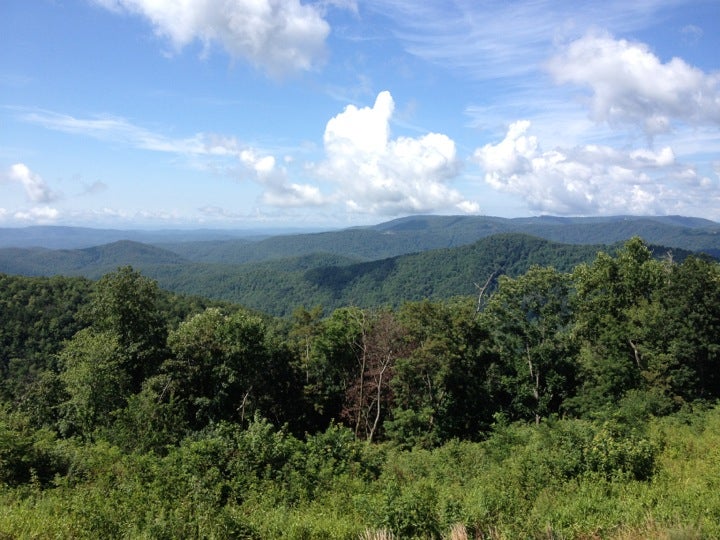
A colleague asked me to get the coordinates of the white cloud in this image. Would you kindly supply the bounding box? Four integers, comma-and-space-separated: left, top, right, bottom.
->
548, 32, 720, 135
364, 0, 680, 81
318, 91, 479, 215
474, 120, 719, 216
7, 163, 58, 203
240, 149, 327, 207
93, 0, 331, 76
14, 206, 60, 222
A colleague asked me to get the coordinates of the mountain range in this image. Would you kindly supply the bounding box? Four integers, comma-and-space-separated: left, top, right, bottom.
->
1, 215, 717, 316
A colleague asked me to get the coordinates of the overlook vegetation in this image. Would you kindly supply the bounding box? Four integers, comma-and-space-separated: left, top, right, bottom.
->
2, 235, 720, 538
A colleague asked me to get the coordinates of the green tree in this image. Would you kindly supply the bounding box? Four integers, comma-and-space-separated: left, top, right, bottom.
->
387, 298, 494, 447
58, 328, 130, 437
163, 307, 298, 430
628, 255, 720, 404
303, 306, 365, 431
482, 266, 577, 423
109, 374, 189, 453
568, 238, 665, 415
0, 274, 91, 405
0, 405, 67, 486
661, 255, 720, 400
289, 305, 324, 383
85, 266, 167, 391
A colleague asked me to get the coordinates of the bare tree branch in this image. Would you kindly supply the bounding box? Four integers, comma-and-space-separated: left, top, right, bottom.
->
475, 270, 499, 318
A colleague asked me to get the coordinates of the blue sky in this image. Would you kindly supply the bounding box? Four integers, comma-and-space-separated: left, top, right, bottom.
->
2, 0, 719, 229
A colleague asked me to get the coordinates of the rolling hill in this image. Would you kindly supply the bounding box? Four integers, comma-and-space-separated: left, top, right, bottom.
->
3, 215, 719, 260
155, 215, 720, 264
0, 240, 187, 277
1, 214, 717, 316
0, 232, 699, 317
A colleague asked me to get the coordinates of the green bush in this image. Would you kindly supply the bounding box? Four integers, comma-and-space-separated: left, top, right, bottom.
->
585, 423, 658, 480
0, 407, 68, 487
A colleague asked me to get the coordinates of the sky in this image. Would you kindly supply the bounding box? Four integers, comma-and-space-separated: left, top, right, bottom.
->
1, 0, 719, 229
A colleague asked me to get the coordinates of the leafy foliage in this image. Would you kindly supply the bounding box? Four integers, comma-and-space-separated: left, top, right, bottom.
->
1, 237, 720, 537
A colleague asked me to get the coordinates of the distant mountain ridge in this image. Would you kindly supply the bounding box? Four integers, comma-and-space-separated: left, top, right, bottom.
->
0, 241, 186, 277
2, 215, 719, 316
2, 215, 719, 254
157, 215, 720, 263
0, 230, 706, 317
0, 225, 318, 249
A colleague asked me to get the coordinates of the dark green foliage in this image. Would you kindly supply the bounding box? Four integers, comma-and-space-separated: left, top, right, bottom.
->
0, 274, 91, 402
107, 376, 190, 454
388, 298, 495, 447
0, 406, 68, 487
162, 307, 302, 432
84, 266, 168, 390
568, 239, 664, 414
2, 226, 708, 317
651, 255, 720, 400
482, 266, 577, 423
302, 306, 365, 430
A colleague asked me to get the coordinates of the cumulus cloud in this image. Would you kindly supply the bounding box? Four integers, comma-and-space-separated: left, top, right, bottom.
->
548, 32, 720, 135
7, 163, 58, 203
239, 149, 327, 207
318, 91, 479, 215
93, 0, 331, 76
474, 120, 718, 216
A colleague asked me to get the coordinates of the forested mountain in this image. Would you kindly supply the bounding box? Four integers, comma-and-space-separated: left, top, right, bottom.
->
157, 214, 720, 263
0, 225, 263, 249
157, 234, 611, 316
0, 233, 704, 316
2, 240, 720, 538
2, 215, 719, 257
0, 240, 187, 277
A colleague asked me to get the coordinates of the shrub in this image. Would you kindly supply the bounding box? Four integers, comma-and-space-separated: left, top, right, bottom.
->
585, 423, 658, 480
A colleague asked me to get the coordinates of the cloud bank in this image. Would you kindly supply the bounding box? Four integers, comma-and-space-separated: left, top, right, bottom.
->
474, 120, 717, 216
93, 0, 331, 76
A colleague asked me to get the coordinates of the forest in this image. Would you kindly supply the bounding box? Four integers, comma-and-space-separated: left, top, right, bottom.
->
1, 237, 720, 538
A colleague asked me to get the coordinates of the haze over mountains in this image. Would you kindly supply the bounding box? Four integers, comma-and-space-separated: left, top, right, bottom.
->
1, 215, 718, 316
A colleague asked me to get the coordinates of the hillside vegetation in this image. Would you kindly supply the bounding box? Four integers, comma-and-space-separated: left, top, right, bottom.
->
157, 214, 720, 263
0, 232, 703, 317
1, 237, 720, 538
3, 215, 720, 256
